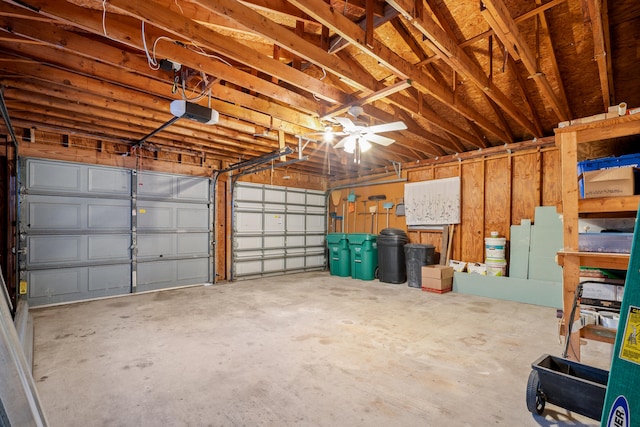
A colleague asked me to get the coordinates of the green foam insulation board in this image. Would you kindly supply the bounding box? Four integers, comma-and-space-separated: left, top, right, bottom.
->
528, 207, 563, 282
452, 273, 561, 308
509, 219, 532, 279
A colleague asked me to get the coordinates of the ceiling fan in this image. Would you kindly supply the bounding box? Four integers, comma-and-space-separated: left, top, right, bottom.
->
332, 106, 407, 155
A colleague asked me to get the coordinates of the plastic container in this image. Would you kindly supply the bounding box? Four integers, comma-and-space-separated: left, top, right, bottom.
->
577, 153, 640, 197
377, 228, 408, 284
326, 233, 350, 277
486, 259, 507, 276
578, 232, 633, 253
404, 244, 435, 288
348, 233, 378, 281
599, 311, 620, 329
485, 236, 507, 260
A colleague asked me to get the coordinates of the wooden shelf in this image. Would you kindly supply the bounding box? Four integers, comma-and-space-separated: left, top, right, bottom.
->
581, 324, 617, 344
579, 195, 640, 214
557, 250, 630, 270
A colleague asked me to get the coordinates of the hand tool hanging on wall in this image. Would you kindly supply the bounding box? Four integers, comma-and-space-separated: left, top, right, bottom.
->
369, 206, 377, 233
361, 200, 368, 233
368, 195, 386, 233
383, 202, 394, 228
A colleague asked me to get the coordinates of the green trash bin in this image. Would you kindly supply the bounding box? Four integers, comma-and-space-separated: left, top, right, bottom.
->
348, 233, 378, 280
327, 233, 350, 277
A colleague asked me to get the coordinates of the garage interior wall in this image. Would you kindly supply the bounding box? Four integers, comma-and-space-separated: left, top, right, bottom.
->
1, 130, 564, 298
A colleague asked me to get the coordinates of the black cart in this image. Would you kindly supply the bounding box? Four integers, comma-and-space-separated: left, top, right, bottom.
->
526, 354, 608, 420
526, 283, 609, 420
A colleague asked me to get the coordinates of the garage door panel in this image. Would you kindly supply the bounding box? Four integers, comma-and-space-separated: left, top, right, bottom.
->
235, 183, 262, 201
233, 182, 326, 279
236, 212, 262, 233
87, 203, 131, 229
29, 201, 82, 230
176, 233, 210, 255
306, 215, 326, 232
264, 214, 285, 233
176, 207, 209, 230
177, 258, 209, 281
22, 159, 213, 305
234, 260, 262, 276
137, 204, 173, 230
138, 234, 173, 258
287, 235, 305, 247
26, 196, 130, 232
28, 268, 83, 299
88, 167, 130, 195
264, 188, 285, 203
307, 235, 325, 247
287, 214, 306, 232
176, 177, 209, 201
264, 236, 285, 249
27, 160, 82, 193
88, 265, 131, 291
28, 235, 82, 265
87, 235, 131, 261
137, 258, 209, 291
137, 173, 173, 198
307, 192, 325, 206
287, 191, 306, 204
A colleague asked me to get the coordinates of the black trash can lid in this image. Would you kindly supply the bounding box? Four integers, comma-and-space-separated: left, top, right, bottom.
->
379, 228, 408, 237
404, 243, 435, 248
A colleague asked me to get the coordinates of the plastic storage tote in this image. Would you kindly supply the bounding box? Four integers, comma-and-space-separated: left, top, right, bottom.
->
348, 233, 378, 281
404, 244, 435, 288
377, 228, 408, 283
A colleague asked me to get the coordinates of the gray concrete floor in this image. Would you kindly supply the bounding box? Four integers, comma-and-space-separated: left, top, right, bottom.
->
32, 272, 612, 426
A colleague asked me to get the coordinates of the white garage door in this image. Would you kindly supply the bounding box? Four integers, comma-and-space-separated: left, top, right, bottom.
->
233, 182, 326, 279
19, 159, 212, 305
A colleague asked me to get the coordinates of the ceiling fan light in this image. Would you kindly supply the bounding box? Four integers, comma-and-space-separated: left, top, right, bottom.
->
344, 138, 356, 153
359, 138, 372, 152
323, 128, 334, 143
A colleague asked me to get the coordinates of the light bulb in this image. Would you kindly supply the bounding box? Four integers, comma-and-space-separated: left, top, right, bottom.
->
344, 138, 356, 154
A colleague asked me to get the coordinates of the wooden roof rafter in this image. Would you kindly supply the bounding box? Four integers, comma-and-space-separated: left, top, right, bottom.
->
584, 0, 614, 109
480, 0, 571, 122
288, 0, 512, 143
385, 0, 541, 138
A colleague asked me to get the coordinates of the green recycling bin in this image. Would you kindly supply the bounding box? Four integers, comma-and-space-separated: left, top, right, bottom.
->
348, 233, 378, 281
327, 233, 351, 277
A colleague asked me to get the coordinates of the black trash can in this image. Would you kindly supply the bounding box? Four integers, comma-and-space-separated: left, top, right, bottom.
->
404, 243, 436, 288
377, 228, 409, 284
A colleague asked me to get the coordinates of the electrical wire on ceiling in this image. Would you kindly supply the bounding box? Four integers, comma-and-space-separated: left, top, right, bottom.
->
102, 0, 108, 36
312, 67, 327, 101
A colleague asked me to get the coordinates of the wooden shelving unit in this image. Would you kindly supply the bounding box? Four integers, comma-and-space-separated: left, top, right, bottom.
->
555, 113, 640, 360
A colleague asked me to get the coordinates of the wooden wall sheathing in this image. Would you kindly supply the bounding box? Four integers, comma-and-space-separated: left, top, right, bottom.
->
460, 160, 485, 262
511, 151, 540, 226
484, 156, 511, 239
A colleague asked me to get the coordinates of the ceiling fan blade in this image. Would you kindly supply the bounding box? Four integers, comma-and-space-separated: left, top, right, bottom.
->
363, 133, 395, 146
366, 121, 407, 134
334, 116, 357, 131
333, 134, 355, 149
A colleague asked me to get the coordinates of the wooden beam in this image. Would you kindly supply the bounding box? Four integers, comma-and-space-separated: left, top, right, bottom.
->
535, 0, 572, 119
385, 0, 540, 137
322, 79, 412, 119
14, 0, 350, 106
481, 0, 571, 121
584, 0, 613, 109
184, 0, 378, 92
288, 0, 513, 143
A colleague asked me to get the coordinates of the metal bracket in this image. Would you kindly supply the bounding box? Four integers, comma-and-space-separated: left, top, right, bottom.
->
391, 161, 402, 178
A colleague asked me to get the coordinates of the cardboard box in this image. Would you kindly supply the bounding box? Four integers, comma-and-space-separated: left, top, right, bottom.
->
421, 265, 454, 292
583, 167, 637, 198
